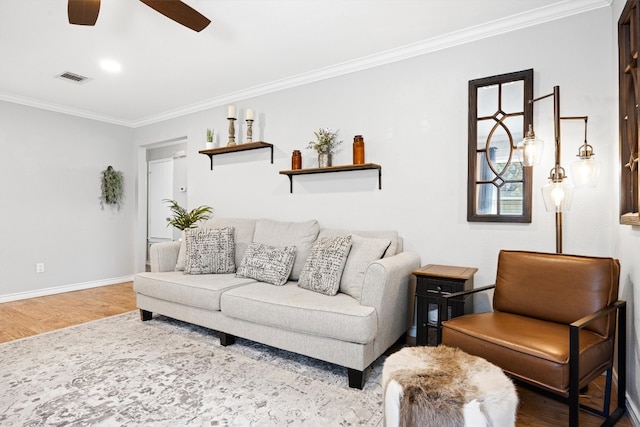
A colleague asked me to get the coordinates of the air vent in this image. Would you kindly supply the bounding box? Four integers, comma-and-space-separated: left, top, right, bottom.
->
56, 71, 91, 84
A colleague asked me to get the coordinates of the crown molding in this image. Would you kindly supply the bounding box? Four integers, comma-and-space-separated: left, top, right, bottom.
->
2, 0, 613, 128
0, 92, 132, 127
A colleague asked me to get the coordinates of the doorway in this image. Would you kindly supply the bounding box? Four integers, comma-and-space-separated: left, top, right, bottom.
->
145, 142, 188, 268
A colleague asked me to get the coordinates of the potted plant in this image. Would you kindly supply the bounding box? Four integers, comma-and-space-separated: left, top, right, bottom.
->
306, 128, 342, 167
163, 199, 213, 230
206, 128, 215, 149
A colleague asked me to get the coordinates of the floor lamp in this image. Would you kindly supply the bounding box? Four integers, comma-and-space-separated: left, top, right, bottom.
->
517, 86, 600, 253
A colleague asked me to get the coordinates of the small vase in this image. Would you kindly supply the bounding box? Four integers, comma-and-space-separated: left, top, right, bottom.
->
353, 135, 365, 165
318, 152, 332, 168
205, 141, 214, 150
291, 150, 302, 170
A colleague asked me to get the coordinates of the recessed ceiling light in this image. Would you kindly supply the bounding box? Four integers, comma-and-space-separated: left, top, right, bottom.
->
100, 59, 122, 73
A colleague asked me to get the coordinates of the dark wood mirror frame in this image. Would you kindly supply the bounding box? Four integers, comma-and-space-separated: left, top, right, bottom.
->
619, 0, 640, 226
467, 69, 534, 223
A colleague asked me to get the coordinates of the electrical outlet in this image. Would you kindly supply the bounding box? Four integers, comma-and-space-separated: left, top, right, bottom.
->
36, 263, 45, 273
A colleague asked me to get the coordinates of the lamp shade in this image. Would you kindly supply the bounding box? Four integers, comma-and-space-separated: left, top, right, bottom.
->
570, 143, 600, 188
542, 180, 574, 212
516, 127, 544, 166
570, 157, 600, 188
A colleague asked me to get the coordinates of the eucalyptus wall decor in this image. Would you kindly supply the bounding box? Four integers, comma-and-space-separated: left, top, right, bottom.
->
100, 165, 124, 209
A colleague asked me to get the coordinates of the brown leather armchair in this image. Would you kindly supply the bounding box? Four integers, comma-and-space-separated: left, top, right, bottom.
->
441, 250, 626, 427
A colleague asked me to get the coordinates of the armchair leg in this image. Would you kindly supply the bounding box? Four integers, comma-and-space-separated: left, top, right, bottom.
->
571, 301, 627, 427
569, 325, 580, 427
139, 309, 152, 321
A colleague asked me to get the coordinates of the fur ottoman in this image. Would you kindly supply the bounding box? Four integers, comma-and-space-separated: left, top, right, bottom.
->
382, 345, 518, 427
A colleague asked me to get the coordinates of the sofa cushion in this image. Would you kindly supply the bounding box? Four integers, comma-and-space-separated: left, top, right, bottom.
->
340, 234, 391, 300
175, 230, 188, 271
318, 228, 400, 257
298, 235, 352, 296
236, 242, 296, 286
184, 227, 236, 274
220, 282, 377, 344
134, 272, 256, 311
253, 219, 320, 280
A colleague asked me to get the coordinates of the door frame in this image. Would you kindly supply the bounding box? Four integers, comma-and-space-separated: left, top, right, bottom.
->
135, 137, 187, 273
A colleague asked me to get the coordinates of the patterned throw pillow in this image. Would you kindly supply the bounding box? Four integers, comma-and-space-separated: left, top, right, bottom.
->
236, 243, 297, 286
298, 235, 352, 296
184, 227, 236, 275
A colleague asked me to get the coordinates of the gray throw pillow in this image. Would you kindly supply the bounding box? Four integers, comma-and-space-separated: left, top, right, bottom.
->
236, 242, 297, 286
339, 234, 391, 300
298, 235, 352, 296
184, 227, 236, 275
252, 219, 319, 281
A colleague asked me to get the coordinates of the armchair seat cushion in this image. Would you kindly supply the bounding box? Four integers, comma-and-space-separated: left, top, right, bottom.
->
442, 312, 614, 395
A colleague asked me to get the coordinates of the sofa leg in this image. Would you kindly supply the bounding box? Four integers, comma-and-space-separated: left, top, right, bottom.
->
348, 368, 365, 389
139, 309, 152, 321
219, 332, 236, 346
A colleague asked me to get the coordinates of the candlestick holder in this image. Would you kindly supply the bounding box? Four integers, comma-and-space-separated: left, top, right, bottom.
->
227, 118, 236, 147
245, 119, 254, 143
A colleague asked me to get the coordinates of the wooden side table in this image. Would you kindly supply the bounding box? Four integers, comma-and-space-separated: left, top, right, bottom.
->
413, 264, 477, 346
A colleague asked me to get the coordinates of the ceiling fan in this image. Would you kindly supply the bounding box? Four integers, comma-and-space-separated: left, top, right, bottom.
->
67, 0, 211, 32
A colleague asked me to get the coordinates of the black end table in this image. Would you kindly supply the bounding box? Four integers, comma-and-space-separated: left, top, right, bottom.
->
413, 264, 477, 346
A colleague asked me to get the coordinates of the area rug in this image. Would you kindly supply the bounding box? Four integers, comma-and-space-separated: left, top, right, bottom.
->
0, 312, 384, 426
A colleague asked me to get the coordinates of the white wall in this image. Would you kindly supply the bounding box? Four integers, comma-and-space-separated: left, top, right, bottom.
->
0, 101, 136, 300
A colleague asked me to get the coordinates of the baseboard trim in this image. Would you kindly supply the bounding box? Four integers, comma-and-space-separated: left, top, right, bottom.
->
626, 395, 640, 427
0, 276, 134, 303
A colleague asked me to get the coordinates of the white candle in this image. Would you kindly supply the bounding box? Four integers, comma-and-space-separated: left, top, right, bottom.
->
246, 108, 254, 120
227, 105, 236, 119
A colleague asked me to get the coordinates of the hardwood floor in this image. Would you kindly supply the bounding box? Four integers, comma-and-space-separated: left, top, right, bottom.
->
0, 283, 632, 426
0, 282, 137, 343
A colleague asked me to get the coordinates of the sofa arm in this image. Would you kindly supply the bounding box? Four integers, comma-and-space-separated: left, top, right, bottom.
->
150, 241, 181, 272
360, 251, 421, 353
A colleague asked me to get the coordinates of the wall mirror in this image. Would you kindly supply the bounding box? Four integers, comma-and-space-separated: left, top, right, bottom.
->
467, 69, 534, 223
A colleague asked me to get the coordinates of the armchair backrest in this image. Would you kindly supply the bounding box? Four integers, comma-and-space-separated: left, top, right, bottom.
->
494, 250, 620, 337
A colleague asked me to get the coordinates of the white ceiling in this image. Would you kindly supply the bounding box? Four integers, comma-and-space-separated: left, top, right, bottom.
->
0, 0, 609, 127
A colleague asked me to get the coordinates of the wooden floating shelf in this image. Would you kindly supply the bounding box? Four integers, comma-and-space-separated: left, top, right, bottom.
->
279, 163, 382, 193
199, 142, 273, 170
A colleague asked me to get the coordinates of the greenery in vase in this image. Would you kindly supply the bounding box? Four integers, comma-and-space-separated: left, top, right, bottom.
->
163, 199, 212, 230
100, 165, 124, 209
306, 128, 342, 154
206, 128, 214, 142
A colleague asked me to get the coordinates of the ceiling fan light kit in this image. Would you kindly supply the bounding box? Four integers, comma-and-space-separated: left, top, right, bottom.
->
67, 0, 211, 32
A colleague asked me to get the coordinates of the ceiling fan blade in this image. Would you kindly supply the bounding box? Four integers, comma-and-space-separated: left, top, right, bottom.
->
139, 0, 211, 32
68, 0, 100, 26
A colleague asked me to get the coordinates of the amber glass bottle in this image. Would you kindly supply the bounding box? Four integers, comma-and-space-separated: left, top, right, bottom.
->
353, 135, 365, 165
291, 150, 302, 170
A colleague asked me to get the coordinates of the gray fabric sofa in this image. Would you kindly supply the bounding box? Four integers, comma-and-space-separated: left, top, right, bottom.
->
133, 217, 420, 388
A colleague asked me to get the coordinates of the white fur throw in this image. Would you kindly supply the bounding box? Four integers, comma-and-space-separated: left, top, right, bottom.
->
382, 346, 518, 427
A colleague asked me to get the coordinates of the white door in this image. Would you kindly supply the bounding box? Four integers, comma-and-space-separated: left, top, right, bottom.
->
148, 158, 174, 240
